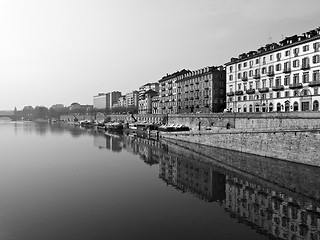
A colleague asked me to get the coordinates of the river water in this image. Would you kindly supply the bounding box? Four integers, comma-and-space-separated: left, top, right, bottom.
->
0, 121, 319, 240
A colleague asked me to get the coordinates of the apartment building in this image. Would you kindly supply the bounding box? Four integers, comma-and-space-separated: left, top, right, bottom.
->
176, 66, 226, 113
138, 83, 159, 101
158, 69, 190, 114
158, 67, 226, 114
225, 27, 320, 112
125, 91, 139, 107
93, 93, 108, 109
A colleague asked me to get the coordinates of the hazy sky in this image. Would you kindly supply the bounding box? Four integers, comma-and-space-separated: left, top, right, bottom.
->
0, 0, 319, 110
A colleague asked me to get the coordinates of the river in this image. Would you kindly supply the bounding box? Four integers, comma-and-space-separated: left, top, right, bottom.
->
0, 121, 319, 240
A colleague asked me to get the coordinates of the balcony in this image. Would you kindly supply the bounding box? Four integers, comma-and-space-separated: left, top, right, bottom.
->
272, 85, 284, 91
258, 87, 269, 93
246, 89, 255, 94
267, 70, 275, 76
241, 76, 248, 81
301, 64, 310, 70
289, 83, 303, 89
283, 68, 291, 73
235, 90, 243, 95
308, 80, 320, 87
226, 91, 234, 96
253, 74, 260, 79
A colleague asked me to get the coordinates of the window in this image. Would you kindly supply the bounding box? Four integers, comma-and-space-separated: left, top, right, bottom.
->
255, 80, 260, 89
276, 64, 281, 71
293, 60, 299, 68
262, 67, 266, 74
249, 70, 253, 77
294, 90, 299, 96
284, 75, 290, 85
315, 88, 318, 95
237, 96, 241, 101
302, 57, 310, 68
244, 62, 247, 67
269, 78, 274, 88
256, 59, 259, 64
285, 91, 290, 97
303, 45, 309, 52
261, 93, 266, 99
313, 54, 320, 64
293, 47, 299, 56
238, 83, 241, 90
277, 103, 281, 111
238, 73, 241, 79
243, 96, 247, 101
262, 57, 266, 65
249, 60, 253, 67
277, 92, 281, 98
284, 61, 291, 70
270, 55, 273, 61
243, 83, 247, 91
293, 74, 299, 84
313, 70, 320, 81
229, 66, 233, 72
229, 75, 233, 81
269, 103, 273, 112
285, 50, 290, 56
275, 77, 281, 86
262, 79, 266, 88
249, 82, 253, 89
302, 73, 309, 83
238, 64, 241, 70
276, 53, 281, 60
314, 42, 320, 52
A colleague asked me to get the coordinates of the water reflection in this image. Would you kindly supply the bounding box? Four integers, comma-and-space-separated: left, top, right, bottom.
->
6, 122, 320, 240
90, 130, 320, 240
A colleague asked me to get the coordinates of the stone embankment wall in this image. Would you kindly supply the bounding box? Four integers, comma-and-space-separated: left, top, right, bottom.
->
161, 128, 320, 167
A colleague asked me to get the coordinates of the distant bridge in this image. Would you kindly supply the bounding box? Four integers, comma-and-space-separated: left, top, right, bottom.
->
0, 113, 15, 120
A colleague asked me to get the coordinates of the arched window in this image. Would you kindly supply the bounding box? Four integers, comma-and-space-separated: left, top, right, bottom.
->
249, 104, 253, 112
277, 103, 281, 112
238, 104, 241, 112
262, 103, 267, 112
293, 102, 299, 111
285, 101, 290, 112
269, 103, 273, 112
243, 104, 247, 112
313, 100, 319, 111
255, 104, 260, 112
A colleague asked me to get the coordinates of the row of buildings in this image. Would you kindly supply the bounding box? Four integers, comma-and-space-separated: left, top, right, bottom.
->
93, 26, 320, 114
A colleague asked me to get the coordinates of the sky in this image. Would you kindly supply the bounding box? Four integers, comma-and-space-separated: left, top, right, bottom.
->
0, 0, 319, 110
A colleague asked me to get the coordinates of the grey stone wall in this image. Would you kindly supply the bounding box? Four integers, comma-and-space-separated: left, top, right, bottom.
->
161, 129, 320, 167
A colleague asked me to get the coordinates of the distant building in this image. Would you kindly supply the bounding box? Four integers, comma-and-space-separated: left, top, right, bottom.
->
139, 89, 158, 114
225, 27, 320, 112
93, 93, 107, 109
117, 95, 127, 107
126, 91, 139, 107
69, 102, 82, 111
108, 91, 122, 109
139, 83, 159, 101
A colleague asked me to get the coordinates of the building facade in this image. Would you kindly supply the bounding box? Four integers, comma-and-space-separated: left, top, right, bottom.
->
93, 93, 108, 109
225, 27, 320, 113
126, 91, 139, 107
176, 66, 226, 113
158, 67, 226, 114
139, 83, 159, 101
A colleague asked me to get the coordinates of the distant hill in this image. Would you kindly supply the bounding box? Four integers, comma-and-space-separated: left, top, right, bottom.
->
0, 110, 14, 116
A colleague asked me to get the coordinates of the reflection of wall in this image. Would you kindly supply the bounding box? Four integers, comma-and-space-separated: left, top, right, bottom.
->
93, 133, 123, 152
159, 153, 226, 202
224, 175, 320, 240
122, 136, 162, 165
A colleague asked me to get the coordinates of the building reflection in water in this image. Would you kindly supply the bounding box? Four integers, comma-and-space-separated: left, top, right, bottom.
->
90, 131, 320, 240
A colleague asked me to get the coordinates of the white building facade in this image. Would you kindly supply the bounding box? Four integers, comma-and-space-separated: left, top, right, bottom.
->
225, 27, 320, 113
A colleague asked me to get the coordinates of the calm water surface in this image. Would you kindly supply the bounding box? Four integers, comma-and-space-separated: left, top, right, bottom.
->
0, 121, 319, 240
